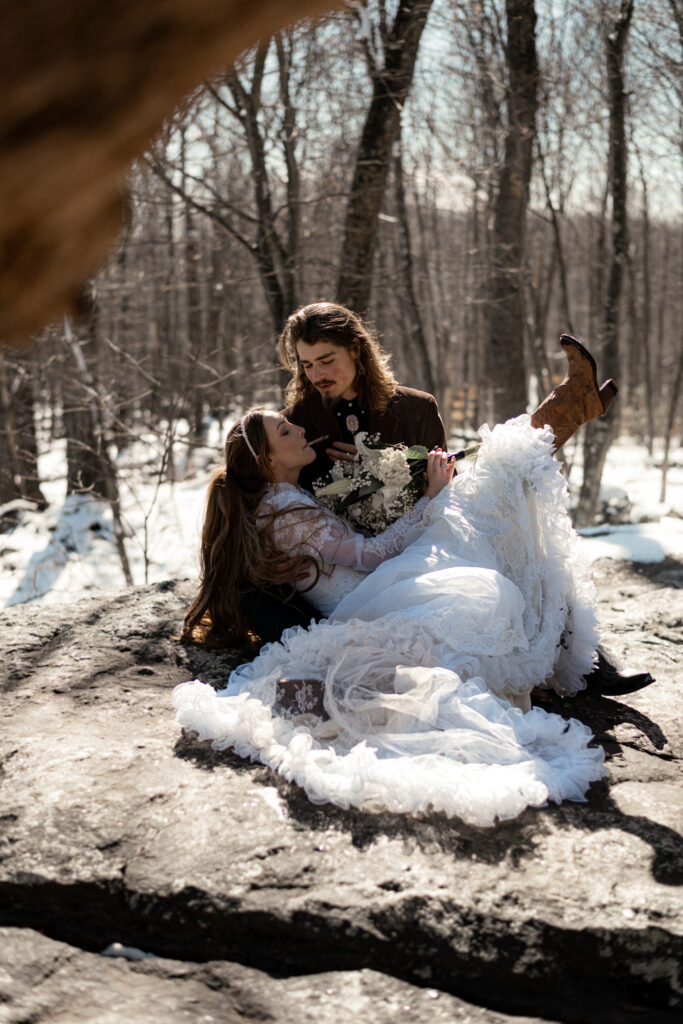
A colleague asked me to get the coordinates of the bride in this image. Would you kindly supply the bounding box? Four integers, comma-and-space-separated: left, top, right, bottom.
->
174, 340, 614, 826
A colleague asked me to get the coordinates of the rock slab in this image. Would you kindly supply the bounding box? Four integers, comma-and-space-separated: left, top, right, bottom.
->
0, 564, 682, 1023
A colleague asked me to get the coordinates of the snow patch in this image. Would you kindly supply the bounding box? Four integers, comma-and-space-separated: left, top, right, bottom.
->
2, 427, 681, 608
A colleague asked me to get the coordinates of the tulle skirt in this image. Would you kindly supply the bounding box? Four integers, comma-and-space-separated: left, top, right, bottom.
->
173, 416, 604, 826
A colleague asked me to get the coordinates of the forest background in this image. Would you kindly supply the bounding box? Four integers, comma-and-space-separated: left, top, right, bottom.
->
1, 0, 681, 593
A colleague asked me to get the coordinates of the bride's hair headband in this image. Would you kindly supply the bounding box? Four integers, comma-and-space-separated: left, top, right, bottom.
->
240, 416, 258, 461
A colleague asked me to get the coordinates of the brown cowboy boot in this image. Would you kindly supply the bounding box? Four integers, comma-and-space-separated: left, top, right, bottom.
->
530, 334, 618, 452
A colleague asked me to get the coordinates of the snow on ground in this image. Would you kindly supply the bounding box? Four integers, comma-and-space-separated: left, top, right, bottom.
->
566, 435, 683, 565
1, 421, 219, 609
1, 423, 681, 610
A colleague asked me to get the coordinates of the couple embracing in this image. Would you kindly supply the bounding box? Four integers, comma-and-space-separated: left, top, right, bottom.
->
173, 302, 650, 826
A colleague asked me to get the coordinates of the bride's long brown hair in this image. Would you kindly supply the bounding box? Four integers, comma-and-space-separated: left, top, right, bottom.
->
182, 408, 323, 646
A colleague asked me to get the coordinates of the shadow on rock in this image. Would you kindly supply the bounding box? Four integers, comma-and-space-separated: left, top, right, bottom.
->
173, 726, 551, 868
534, 690, 682, 886
275, 759, 681, 886
274, 772, 550, 865
537, 688, 669, 753
173, 729, 272, 780
599, 800, 683, 886
173, 686, 682, 888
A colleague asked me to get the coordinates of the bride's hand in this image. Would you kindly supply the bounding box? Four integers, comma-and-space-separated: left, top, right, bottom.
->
425, 448, 455, 498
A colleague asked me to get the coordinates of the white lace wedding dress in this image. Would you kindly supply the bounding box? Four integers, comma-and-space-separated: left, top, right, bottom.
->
173, 416, 604, 825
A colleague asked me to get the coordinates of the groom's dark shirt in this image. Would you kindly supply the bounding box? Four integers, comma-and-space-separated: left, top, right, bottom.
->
286, 385, 447, 493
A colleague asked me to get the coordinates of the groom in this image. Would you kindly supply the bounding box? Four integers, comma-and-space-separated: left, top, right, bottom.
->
245, 301, 652, 695
279, 300, 446, 490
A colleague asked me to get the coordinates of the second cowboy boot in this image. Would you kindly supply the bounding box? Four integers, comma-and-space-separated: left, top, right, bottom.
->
531, 334, 618, 451
584, 645, 654, 695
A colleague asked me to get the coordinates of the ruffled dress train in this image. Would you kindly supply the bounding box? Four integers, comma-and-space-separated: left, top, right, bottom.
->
173, 416, 604, 826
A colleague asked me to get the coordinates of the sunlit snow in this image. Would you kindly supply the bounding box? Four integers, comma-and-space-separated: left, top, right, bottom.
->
1, 422, 681, 609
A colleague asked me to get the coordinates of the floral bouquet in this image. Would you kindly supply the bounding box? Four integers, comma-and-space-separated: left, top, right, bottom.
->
314, 432, 479, 534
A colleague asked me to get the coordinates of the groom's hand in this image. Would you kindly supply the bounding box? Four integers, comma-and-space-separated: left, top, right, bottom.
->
326, 441, 358, 463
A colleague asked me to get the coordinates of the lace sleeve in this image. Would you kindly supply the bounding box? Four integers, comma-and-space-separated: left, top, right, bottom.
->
261, 484, 432, 573
316, 496, 432, 571
261, 485, 349, 561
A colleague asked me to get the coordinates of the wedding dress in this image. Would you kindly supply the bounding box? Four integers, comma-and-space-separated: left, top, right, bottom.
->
173, 416, 604, 826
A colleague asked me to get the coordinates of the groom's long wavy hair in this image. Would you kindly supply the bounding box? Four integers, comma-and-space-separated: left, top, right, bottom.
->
182, 409, 323, 646
279, 301, 398, 413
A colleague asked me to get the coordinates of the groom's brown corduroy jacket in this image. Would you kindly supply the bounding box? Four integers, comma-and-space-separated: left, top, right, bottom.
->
286, 385, 447, 492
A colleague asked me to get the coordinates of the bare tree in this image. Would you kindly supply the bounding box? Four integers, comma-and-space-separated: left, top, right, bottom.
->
337, 0, 435, 313
487, 0, 539, 423
658, 0, 683, 500
575, 0, 634, 527
63, 287, 111, 499
659, 337, 683, 502
391, 130, 436, 395
60, 285, 136, 584
0, 350, 46, 518
149, 30, 314, 341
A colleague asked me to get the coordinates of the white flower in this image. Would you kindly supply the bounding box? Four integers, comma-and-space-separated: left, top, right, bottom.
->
316, 431, 424, 535
376, 448, 412, 489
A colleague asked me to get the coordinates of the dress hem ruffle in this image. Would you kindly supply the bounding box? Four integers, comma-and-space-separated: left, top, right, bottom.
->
173, 415, 604, 826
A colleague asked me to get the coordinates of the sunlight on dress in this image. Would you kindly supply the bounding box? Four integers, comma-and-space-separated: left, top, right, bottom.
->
173, 416, 604, 826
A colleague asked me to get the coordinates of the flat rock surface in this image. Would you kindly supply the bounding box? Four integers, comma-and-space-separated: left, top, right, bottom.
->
0, 563, 681, 1024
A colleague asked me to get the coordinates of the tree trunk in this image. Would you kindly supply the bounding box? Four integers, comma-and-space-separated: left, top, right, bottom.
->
412, 172, 453, 413
336, 0, 434, 313
184, 206, 206, 445
393, 134, 436, 396
537, 137, 573, 334
156, 186, 178, 425
656, 0, 683, 499
0, 351, 47, 518
587, 194, 608, 347
575, 0, 634, 528
487, 0, 538, 423
226, 43, 290, 331
276, 32, 301, 313
64, 288, 111, 498
528, 232, 556, 395
659, 337, 683, 503
63, 315, 133, 585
